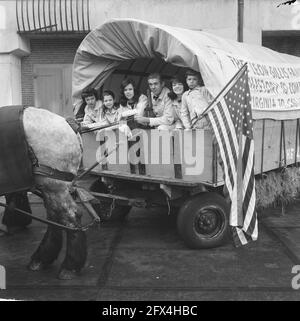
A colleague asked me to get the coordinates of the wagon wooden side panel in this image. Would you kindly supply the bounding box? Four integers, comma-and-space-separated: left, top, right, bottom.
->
82, 118, 300, 187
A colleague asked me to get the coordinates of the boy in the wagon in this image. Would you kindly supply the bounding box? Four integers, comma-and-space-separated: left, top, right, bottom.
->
181, 69, 213, 129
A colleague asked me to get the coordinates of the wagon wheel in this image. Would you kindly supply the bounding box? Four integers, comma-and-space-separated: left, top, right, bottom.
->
89, 179, 131, 221
177, 192, 230, 249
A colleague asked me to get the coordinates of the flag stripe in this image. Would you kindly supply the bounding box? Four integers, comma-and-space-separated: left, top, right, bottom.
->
243, 180, 255, 231
219, 99, 239, 157
215, 105, 237, 170
210, 109, 239, 227
242, 138, 254, 200
208, 113, 233, 194
210, 109, 235, 187
244, 177, 257, 236
212, 108, 236, 186
243, 172, 254, 216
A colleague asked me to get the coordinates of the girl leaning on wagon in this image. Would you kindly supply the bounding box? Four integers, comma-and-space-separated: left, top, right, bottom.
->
168, 75, 188, 130
100, 90, 121, 125
118, 78, 148, 117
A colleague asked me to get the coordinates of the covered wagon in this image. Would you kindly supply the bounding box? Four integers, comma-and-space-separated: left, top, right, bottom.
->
72, 19, 300, 248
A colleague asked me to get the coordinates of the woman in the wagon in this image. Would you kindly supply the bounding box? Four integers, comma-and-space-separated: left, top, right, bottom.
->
118, 78, 148, 117
168, 75, 188, 129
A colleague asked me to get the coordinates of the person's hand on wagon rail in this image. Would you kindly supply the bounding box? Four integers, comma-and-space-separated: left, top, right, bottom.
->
134, 115, 150, 126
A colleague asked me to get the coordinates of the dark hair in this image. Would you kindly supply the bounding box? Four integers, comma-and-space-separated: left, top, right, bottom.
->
119, 78, 140, 107
102, 90, 115, 100
185, 69, 201, 79
147, 73, 163, 83
77, 87, 98, 119
185, 69, 204, 86
81, 87, 98, 101
168, 75, 188, 100
101, 90, 117, 117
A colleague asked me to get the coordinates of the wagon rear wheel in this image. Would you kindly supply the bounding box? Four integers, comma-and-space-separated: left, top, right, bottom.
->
177, 192, 230, 249
89, 179, 131, 221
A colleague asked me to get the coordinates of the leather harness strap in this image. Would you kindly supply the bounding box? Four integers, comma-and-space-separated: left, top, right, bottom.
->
33, 164, 75, 182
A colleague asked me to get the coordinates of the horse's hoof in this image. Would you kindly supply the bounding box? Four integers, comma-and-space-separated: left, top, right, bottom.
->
58, 268, 79, 280
27, 260, 44, 271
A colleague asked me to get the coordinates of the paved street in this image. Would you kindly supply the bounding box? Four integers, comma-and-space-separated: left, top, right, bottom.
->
0, 194, 300, 301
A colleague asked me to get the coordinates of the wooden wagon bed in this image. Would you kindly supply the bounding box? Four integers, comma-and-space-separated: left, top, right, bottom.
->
82, 117, 300, 187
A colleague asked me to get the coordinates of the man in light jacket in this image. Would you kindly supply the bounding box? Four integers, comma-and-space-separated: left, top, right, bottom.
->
134, 73, 174, 129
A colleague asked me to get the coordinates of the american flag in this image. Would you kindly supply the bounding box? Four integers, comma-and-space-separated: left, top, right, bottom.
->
205, 64, 258, 247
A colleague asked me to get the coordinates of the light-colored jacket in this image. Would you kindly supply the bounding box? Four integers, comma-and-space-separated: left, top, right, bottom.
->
181, 86, 213, 129
148, 87, 174, 127
98, 107, 121, 125
118, 94, 148, 117
82, 100, 103, 124
171, 98, 184, 129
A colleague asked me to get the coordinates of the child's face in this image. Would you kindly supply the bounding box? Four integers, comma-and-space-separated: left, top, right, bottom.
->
85, 95, 96, 108
186, 75, 199, 90
124, 83, 135, 100
103, 95, 114, 109
172, 82, 185, 96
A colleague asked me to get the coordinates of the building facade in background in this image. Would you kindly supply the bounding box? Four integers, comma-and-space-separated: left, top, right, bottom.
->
0, 0, 299, 116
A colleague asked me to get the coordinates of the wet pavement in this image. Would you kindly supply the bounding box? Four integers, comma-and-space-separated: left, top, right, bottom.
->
0, 194, 300, 301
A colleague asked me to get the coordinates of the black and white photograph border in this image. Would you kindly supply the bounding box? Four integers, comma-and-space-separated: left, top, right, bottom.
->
0, 0, 300, 303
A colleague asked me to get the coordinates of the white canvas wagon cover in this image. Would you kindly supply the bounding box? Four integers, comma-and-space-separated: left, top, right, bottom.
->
72, 18, 300, 120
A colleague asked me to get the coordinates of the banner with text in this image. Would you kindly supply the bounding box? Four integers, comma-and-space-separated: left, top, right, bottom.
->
211, 50, 300, 117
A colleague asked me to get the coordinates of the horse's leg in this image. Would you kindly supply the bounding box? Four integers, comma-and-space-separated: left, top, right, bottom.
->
28, 225, 63, 271
58, 230, 87, 280
28, 178, 87, 278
